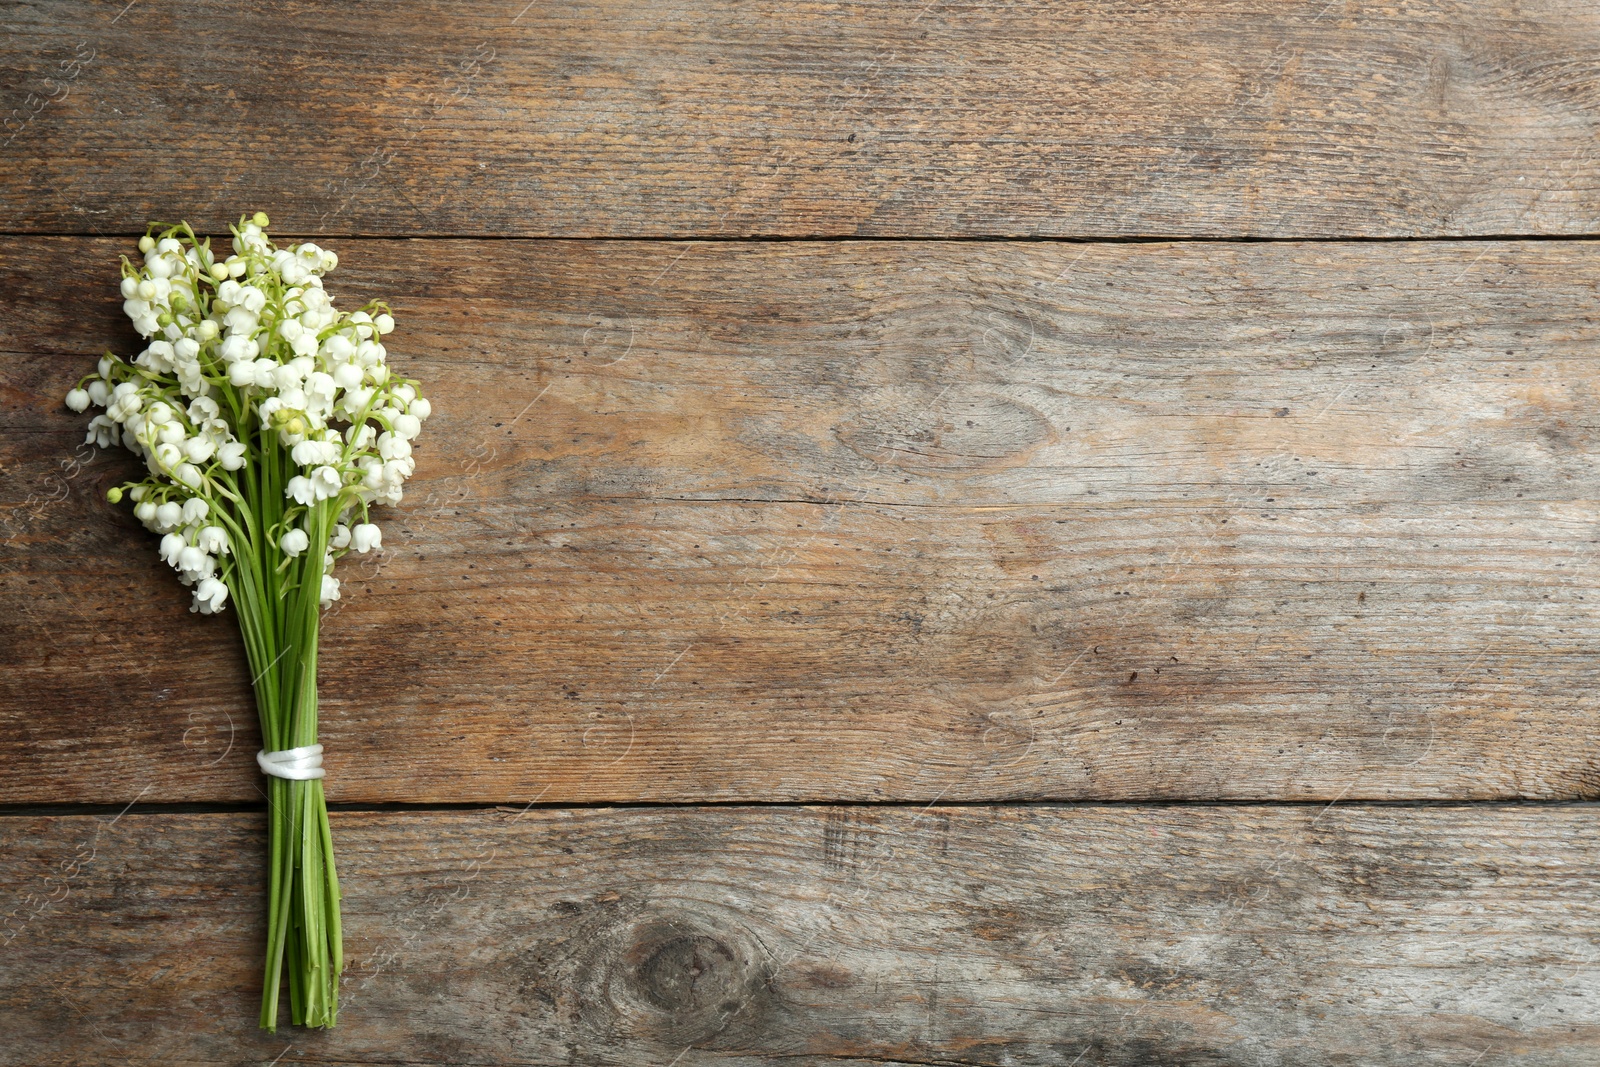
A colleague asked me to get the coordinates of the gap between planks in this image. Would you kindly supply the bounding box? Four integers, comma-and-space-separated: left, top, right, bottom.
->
0, 797, 1591, 820
11, 231, 1600, 244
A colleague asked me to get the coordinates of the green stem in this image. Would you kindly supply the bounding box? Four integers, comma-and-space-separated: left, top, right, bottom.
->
247, 333, 342, 1032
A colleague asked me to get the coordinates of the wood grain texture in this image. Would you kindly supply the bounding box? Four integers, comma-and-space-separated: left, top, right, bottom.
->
3, 804, 1598, 1065
5, 0, 1600, 237
6, 237, 1600, 805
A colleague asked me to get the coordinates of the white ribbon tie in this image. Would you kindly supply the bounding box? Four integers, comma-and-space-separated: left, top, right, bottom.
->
256, 743, 326, 780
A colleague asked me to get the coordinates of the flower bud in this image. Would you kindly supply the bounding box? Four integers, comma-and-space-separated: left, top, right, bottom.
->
252, 211, 270, 227
65, 388, 90, 412
138, 235, 155, 254
105, 486, 123, 503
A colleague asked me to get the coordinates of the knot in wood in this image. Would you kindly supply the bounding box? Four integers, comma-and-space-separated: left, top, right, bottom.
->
570, 910, 772, 1046
634, 932, 741, 1013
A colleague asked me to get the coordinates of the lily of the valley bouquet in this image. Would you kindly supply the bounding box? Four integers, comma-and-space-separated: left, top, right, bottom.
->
66, 213, 429, 1030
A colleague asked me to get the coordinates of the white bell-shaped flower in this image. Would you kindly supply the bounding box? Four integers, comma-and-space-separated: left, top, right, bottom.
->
197, 526, 229, 555
351, 523, 382, 553
310, 465, 342, 500
280, 528, 310, 557
154, 501, 184, 530
192, 576, 229, 614
183, 436, 216, 463
332, 363, 364, 391
376, 432, 410, 461
285, 476, 316, 506
391, 413, 422, 441
217, 441, 247, 470
291, 438, 340, 467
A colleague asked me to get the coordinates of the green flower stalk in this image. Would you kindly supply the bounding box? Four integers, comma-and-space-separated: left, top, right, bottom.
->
66, 213, 430, 1030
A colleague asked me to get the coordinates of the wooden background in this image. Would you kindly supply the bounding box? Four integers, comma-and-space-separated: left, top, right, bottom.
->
3, 1, 1599, 1063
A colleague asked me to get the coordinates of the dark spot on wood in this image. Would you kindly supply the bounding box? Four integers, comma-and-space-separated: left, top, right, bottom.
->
799, 962, 857, 988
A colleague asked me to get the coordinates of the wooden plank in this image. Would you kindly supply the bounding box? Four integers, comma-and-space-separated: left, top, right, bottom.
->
2, 804, 1597, 1064
6, 237, 1600, 805
5, 1, 1600, 237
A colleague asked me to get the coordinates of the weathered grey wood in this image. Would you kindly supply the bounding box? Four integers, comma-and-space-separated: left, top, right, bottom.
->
7, 238, 1600, 805
2, 804, 1597, 1064
5, 1, 1600, 237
